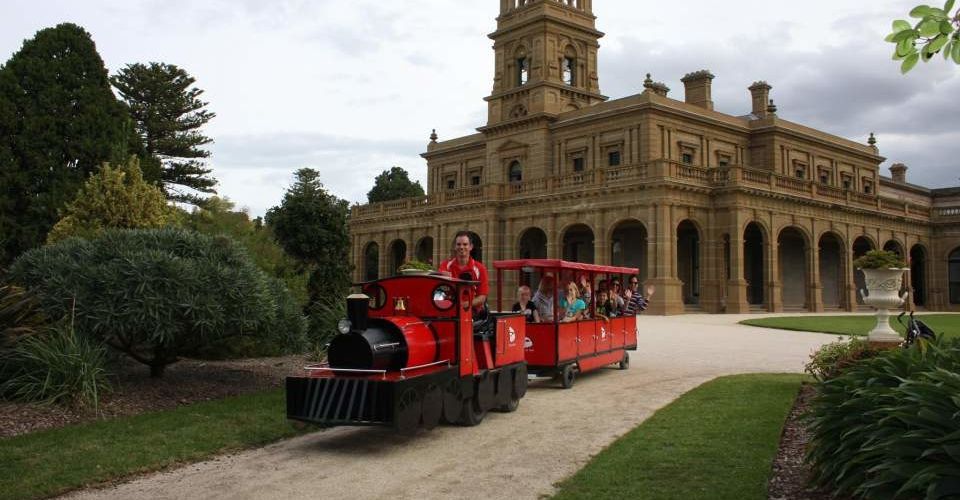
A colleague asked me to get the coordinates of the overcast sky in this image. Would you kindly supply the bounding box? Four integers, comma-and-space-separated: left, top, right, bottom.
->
2, 0, 958, 216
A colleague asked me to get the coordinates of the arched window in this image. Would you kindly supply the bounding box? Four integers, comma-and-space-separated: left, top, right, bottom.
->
950, 247, 960, 304
562, 56, 575, 85
517, 55, 529, 86
509, 160, 522, 183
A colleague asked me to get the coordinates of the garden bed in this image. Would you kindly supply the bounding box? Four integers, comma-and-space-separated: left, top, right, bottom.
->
767, 384, 840, 500
0, 354, 307, 438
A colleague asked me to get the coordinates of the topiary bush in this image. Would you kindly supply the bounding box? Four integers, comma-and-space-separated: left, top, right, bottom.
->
9, 228, 306, 377
853, 249, 907, 269
805, 338, 960, 499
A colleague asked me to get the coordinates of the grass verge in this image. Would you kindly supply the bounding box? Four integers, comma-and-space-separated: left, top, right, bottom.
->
739, 314, 960, 338
552, 373, 805, 500
0, 389, 305, 500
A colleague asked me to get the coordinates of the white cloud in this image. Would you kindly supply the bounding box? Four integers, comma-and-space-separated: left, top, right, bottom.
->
1, 0, 957, 216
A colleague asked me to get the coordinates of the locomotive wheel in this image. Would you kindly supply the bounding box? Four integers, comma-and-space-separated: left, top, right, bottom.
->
476, 373, 495, 411
441, 378, 463, 423
421, 384, 442, 430
513, 364, 528, 399
458, 394, 487, 426
396, 387, 422, 434
619, 351, 630, 370
560, 364, 576, 389
495, 369, 511, 406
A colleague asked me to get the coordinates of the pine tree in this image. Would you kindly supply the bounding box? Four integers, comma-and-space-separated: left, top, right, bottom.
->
0, 23, 135, 265
111, 62, 217, 206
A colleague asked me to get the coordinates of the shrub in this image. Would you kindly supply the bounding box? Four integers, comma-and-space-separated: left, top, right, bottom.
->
805, 338, 960, 499
853, 249, 907, 269
9, 228, 307, 377
398, 260, 433, 272
1, 283, 46, 347
804, 336, 881, 382
0, 321, 110, 409
306, 293, 346, 360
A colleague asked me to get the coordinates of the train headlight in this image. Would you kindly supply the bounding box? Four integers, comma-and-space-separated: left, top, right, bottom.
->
337, 319, 352, 334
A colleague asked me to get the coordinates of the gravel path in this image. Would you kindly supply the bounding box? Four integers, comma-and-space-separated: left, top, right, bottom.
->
65, 314, 836, 500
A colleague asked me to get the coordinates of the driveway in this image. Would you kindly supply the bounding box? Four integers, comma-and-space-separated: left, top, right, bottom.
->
66, 314, 835, 500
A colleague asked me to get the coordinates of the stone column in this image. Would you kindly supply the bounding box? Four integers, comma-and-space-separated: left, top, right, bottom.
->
378, 231, 389, 279
547, 214, 559, 259
646, 203, 683, 315
767, 240, 783, 312
808, 243, 824, 312
726, 213, 750, 313
845, 245, 859, 312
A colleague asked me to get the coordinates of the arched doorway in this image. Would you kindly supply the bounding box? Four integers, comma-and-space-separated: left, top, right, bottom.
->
744, 222, 765, 305
467, 232, 483, 262
677, 220, 700, 305
950, 247, 960, 304
778, 227, 807, 309
853, 236, 874, 305
388, 239, 406, 276
415, 237, 433, 265
883, 240, 904, 258
562, 224, 594, 263
910, 244, 927, 307
610, 220, 647, 281
819, 233, 844, 309
518, 227, 547, 287
363, 242, 379, 281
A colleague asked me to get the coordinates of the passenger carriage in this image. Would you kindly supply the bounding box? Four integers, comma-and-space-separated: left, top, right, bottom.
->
493, 259, 641, 388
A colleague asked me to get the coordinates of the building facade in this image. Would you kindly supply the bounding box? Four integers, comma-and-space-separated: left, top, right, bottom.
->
349, 0, 960, 314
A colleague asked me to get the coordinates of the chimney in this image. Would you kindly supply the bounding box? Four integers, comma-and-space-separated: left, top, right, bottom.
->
890, 163, 908, 183
681, 70, 715, 110
749, 81, 772, 118
643, 73, 670, 97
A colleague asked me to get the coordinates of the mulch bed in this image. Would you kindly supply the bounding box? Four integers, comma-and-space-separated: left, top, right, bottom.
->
768, 384, 844, 500
0, 355, 308, 439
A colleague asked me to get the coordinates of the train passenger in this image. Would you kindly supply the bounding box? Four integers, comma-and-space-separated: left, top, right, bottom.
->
511, 285, 541, 323
623, 275, 650, 314
532, 273, 556, 322
596, 289, 616, 319
559, 281, 586, 322
439, 231, 489, 313
576, 273, 592, 310
608, 278, 626, 313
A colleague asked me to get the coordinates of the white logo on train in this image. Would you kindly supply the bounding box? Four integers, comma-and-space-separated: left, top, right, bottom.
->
524, 337, 533, 349
600, 326, 607, 340
508, 326, 517, 344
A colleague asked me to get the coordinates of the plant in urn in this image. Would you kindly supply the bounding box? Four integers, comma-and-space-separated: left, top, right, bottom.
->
854, 250, 908, 345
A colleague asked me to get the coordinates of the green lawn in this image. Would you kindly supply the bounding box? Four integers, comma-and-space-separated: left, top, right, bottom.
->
553, 373, 805, 500
0, 389, 307, 500
740, 314, 960, 339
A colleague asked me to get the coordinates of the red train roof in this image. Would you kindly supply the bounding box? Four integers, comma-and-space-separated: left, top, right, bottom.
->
493, 259, 638, 275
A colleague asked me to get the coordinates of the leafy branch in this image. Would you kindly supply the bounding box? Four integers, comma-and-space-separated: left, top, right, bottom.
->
887, 0, 960, 73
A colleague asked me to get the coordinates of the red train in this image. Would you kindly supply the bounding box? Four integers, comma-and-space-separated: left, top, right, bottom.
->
285, 259, 642, 433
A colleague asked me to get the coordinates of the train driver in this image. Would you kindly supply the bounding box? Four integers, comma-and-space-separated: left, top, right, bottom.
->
439, 231, 489, 313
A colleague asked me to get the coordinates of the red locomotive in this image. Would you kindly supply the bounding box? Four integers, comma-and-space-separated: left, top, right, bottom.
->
285, 259, 645, 432
285, 272, 528, 433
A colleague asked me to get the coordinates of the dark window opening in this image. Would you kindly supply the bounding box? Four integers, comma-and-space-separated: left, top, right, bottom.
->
864, 182, 873, 195
471, 175, 481, 186
572, 157, 585, 172
509, 161, 522, 182
842, 177, 852, 190
681, 153, 693, 165
517, 57, 528, 86
795, 168, 805, 179
819, 172, 829, 184
446, 178, 455, 190
608, 150, 621, 167
718, 156, 730, 167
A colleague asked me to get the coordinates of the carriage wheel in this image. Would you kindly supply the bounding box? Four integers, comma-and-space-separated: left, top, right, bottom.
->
396, 387, 422, 434
560, 364, 576, 389
476, 373, 495, 411
421, 384, 442, 430
442, 378, 463, 423
495, 369, 511, 406
619, 351, 630, 370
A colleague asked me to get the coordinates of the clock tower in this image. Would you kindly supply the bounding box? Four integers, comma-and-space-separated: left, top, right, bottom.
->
485, 0, 607, 126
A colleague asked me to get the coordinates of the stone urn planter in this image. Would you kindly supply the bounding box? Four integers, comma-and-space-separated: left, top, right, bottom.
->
859, 267, 908, 344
